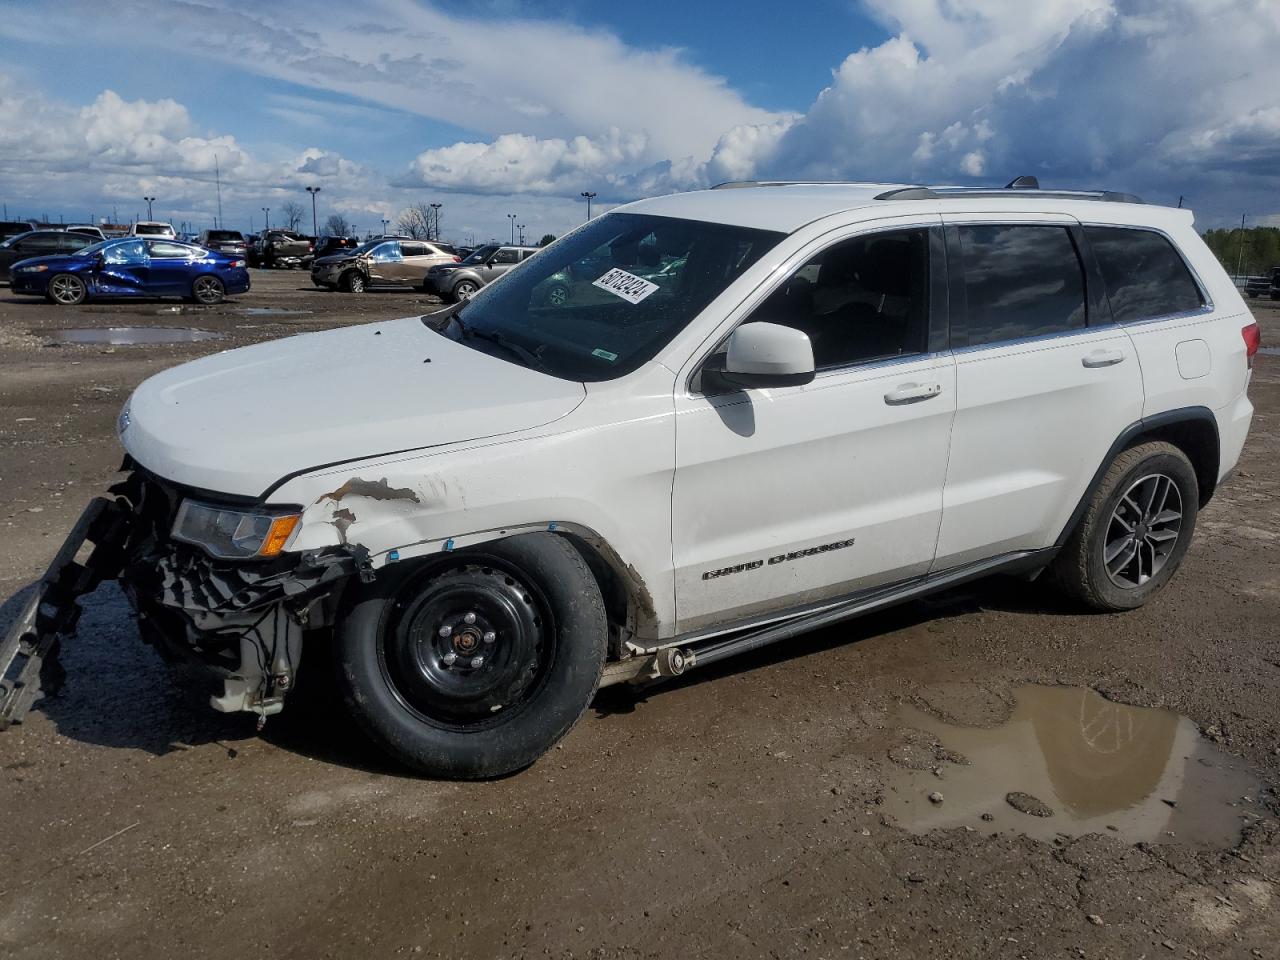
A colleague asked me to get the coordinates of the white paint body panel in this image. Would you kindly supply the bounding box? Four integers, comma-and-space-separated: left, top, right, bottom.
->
118, 186, 1256, 644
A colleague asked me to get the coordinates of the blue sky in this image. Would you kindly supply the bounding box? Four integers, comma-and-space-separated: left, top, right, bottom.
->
1, 0, 1277, 240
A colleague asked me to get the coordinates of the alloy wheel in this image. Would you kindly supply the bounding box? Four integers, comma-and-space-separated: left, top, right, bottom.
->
192, 276, 223, 304
1103, 472, 1183, 588
50, 275, 84, 305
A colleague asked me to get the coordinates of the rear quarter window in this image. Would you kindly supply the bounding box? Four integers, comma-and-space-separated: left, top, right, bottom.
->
1084, 227, 1205, 322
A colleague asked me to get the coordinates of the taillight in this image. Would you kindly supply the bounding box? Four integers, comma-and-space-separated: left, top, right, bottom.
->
1242, 322, 1260, 369
228, 259, 246, 269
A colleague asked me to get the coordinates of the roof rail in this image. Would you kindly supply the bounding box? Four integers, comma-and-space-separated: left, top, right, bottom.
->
710, 180, 898, 190
875, 180, 1144, 204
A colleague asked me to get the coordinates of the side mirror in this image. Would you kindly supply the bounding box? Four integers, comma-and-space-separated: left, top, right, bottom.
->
712, 322, 816, 389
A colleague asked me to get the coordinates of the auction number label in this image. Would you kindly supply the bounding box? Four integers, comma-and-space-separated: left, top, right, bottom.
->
593, 268, 659, 304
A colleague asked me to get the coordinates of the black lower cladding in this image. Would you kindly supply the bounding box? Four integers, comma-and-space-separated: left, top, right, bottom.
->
112, 469, 357, 671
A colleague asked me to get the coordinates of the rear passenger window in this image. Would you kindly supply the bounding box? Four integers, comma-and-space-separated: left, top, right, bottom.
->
1085, 227, 1204, 322
958, 225, 1086, 347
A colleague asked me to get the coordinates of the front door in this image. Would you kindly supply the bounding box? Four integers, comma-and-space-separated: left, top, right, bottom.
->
933, 216, 1145, 569
93, 239, 150, 296
366, 241, 403, 285
671, 223, 956, 634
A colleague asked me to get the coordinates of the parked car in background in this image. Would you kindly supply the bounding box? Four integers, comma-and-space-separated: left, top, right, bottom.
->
303, 235, 360, 268
0, 230, 97, 282
310, 238, 459, 292
258, 230, 314, 269
0, 220, 38, 242
424, 244, 539, 301
199, 229, 249, 258
8, 236, 249, 305
1244, 268, 1280, 300
65, 225, 107, 241
129, 221, 177, 239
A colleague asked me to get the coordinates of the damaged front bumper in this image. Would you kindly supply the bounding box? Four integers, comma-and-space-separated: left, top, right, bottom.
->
0, 470, 364, 728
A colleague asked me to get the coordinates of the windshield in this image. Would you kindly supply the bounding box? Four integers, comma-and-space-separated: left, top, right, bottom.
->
461, 245, 499, 264
425, 212, 783, 382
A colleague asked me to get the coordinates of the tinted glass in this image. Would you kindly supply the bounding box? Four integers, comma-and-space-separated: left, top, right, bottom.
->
149, 241, 193, 258
133, 224, 171, 236
60, 234, 94, 252
427, 212, 782, 382
492, 248, 520, 264
463, 245, 498, 264
958, 225, 1086, 346
1085, 227, 1204, 322
19, 233, 63, 254
748, 228, 931, 369
401, 242, 428, 257
205, 230, 243, 242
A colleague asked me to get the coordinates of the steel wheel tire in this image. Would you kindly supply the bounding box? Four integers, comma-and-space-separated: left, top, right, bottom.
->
192, 275, 225, 304
336, 533, 606, 778
1048, 441, 1199, 611
48, 274, 86, 305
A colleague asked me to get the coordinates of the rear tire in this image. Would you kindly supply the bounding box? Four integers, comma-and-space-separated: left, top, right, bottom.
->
191, 275, 225, 304
1048, 441, 1198, 611
335, 533, 606, 778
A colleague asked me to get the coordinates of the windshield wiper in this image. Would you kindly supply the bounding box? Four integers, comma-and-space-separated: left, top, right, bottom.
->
450, 313, 551, 375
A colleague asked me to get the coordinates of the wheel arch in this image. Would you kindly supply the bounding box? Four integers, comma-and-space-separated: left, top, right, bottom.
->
1055, 406, 1220, 550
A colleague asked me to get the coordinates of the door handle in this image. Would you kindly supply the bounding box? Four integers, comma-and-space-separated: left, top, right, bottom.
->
1082, 349, 1125, 368
884, 382, 942, 405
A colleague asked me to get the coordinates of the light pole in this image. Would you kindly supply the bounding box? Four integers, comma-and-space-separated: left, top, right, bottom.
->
262, 207, 270, 231
305, 186, 321, 236
430, 202, 442, 241
507, 213, 517, 245
517, 223, 526, 245
380, 218, 390, 235
580, 191, 596, 221
1235, 213, 1247, 280
144, 196, 156, 220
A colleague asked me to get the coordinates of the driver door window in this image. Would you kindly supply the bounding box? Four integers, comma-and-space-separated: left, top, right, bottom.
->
747, 228, 931, 369
369, 242, 402, 262
103, 240, 148, 265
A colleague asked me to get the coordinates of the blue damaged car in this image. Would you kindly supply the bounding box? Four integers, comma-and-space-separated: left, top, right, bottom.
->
9, 236, 250, 305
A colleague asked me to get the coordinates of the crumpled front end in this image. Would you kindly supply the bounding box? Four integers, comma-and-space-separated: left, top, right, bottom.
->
112, 468, 364, 719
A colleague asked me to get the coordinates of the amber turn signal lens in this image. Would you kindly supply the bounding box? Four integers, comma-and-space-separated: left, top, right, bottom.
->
259, 515, 301, 557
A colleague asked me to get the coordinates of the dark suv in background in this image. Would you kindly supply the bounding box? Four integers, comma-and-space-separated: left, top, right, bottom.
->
424, 244, 540, 301
0, 230, 96, 282
199, 229, 248, 258
0, 220, 38, 243
257, 230, 314, 269
1244, 267, 1280, 300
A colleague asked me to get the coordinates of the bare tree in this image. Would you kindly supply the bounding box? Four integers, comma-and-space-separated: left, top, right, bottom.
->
323, 213, 352, 237
396, 203, 434, 240
281, 200, 306, 232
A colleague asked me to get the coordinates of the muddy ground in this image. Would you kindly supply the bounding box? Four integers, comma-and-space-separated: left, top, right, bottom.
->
1, 270, 1278, 959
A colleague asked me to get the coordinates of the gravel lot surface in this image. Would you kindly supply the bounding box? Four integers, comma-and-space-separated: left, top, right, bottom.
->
2, 271, 1278, 959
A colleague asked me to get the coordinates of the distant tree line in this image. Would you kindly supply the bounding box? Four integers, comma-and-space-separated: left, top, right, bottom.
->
1202, 225, 1280, 278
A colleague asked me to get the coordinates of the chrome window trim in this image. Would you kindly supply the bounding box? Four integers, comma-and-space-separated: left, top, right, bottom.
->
949, 323, 1127, 358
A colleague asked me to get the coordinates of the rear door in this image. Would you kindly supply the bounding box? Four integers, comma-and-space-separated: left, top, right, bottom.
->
934, 214, 1143, 569
146, 241, 198, 295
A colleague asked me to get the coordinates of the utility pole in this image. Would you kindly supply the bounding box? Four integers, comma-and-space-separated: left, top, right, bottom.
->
262, 207, 271, 232
507, 213, 517, 245
430, 202, 442, 241
305, 186, 321, 236
580, 191, 597, 221
144, 196, 156, 219
215, 154, 224, 228
1235, 213, 1247, 280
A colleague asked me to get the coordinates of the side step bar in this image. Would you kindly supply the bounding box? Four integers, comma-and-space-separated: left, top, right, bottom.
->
0, 497, 131, 728
601, 549, 1049, 688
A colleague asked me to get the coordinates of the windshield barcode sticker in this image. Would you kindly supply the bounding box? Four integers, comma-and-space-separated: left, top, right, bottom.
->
593, 268, 659, 304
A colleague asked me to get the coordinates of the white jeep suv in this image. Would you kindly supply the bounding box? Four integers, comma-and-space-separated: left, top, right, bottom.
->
3, 179, 1259, 777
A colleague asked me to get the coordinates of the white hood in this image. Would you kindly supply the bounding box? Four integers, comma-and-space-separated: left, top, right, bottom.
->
122, 316, 585, 498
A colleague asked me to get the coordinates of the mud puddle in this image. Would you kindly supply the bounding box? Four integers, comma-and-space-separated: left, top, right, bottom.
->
43, 326, 225, 345
883, 685, 1262, 847
238, 307, 313, 316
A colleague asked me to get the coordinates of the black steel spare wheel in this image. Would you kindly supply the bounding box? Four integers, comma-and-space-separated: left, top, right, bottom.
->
336, 532, 606, 778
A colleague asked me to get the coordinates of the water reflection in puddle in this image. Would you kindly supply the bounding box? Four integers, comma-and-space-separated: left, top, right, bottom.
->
44, 327, 224, 345
238, 307, 313, 316
883, 685, 1260, 847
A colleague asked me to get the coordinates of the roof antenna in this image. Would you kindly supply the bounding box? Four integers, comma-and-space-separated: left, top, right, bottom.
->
1005, 176, 1040, 189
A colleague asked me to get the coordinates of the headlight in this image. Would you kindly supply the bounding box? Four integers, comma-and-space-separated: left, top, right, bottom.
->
172, 500, 301, 559
19, 264, 49, 273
